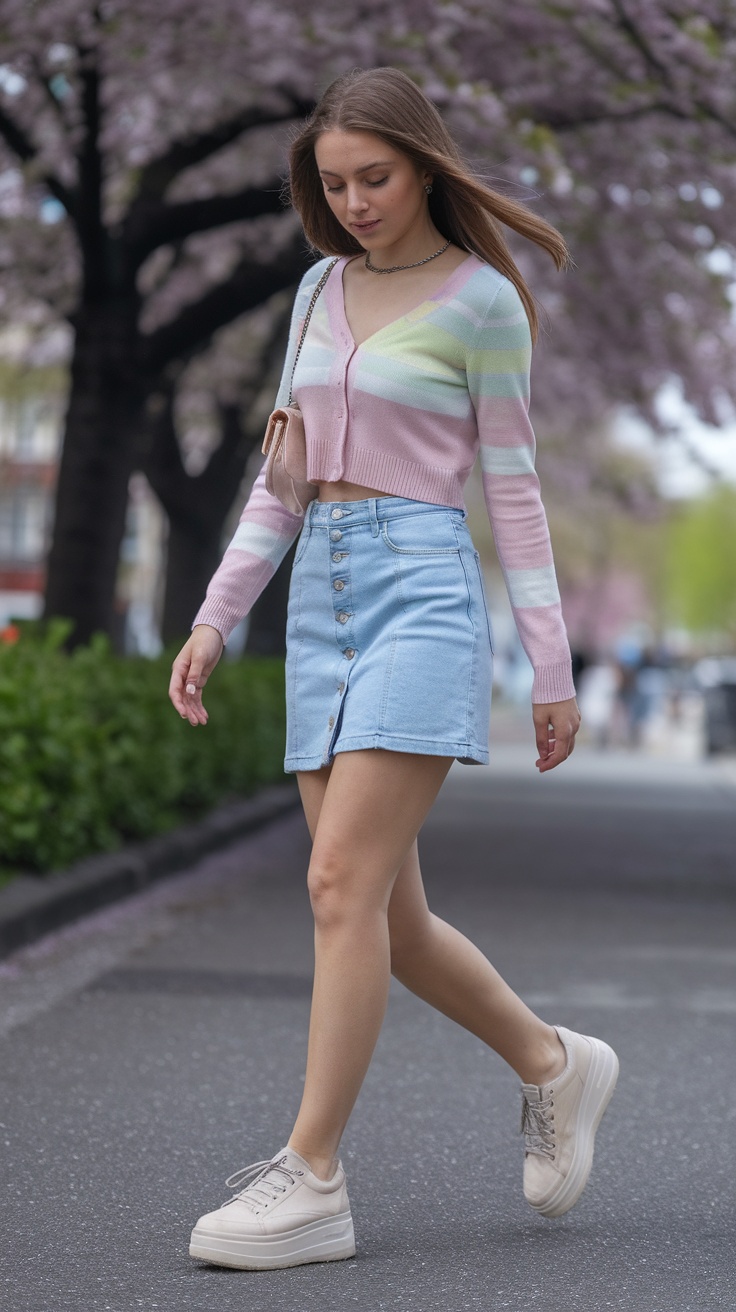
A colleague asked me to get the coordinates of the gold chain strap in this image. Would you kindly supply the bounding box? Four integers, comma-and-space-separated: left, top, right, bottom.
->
286, 258, 340, 406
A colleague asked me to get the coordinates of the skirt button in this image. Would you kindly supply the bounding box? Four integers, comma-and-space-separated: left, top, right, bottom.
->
333, 580, 345, 591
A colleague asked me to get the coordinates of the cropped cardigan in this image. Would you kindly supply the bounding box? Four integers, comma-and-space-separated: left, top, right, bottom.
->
192, 252, 576, 704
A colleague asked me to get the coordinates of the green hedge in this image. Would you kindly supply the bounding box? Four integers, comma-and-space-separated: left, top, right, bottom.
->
0, 621, 287, 876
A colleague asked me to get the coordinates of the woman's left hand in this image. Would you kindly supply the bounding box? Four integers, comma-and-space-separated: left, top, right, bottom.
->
532, 697, 581, 773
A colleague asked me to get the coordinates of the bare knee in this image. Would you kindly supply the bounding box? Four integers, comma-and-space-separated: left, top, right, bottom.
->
307, 861, 343, 930
307, 850, 385, 932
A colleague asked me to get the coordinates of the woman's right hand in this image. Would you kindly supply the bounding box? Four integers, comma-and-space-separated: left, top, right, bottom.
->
168, 624, 224, 726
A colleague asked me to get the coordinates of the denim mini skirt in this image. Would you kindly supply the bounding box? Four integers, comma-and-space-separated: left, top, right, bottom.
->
283, 495, 494, 772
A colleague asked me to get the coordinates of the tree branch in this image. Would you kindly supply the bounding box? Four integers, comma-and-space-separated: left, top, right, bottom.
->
547, 3, 736, 140
0, 102, 77, 218
692, 97, 736, 140
203, 305, 291, 479
538, 99, 690, 132
139, 382, 188, 514
561, 14, 646, 88
141, 239, 310, 372
134, 96, 314, 203
204, 399, 251, 489
33, 58, 72, 127
125, 183, 286, 268
609, 0, 672, 84
522, 5, 695, 138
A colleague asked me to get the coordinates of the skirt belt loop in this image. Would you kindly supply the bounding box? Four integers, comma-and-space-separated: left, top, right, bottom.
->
368, 498, 380, 538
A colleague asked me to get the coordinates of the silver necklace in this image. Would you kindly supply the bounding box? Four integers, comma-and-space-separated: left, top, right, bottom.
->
364, 239, 450, 274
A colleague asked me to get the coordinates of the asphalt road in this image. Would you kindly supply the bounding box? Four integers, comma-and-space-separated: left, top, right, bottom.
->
1, 741, 735, 1312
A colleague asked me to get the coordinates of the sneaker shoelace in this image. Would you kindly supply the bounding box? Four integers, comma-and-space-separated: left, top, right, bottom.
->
222, 1154, 305, 1214
521, 1090, 556, 1160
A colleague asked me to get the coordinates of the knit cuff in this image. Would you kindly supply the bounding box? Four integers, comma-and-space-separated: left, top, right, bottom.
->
191, 596, 247, 646
531, 661, 577, 704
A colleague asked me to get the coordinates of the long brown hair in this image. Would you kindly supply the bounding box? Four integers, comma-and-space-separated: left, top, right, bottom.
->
288, 67, 572, 344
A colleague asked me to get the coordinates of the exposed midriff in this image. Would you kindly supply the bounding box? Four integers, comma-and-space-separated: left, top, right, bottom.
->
315, 478, 399, 503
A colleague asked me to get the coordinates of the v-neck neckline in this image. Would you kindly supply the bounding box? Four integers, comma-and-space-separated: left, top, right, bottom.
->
333, 252, 478, 350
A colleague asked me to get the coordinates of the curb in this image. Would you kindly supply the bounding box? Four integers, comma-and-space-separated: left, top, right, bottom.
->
0, 782, 302, 963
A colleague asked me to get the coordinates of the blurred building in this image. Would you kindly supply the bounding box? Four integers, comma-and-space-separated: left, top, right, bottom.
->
0, 358, 165, 649
0, 378, 58, 624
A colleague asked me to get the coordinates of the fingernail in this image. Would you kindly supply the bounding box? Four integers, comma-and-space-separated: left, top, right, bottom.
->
186, 683, 196, 695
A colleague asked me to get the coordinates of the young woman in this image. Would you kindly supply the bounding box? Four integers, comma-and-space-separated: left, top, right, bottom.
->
169, 66, 619, 1271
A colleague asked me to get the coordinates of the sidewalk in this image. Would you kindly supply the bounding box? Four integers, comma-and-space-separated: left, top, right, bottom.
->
1, 735, 734, 1311
0, 783, 301, 961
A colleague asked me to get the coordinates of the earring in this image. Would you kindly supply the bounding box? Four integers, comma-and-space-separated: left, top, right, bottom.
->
425, 183, 433, 194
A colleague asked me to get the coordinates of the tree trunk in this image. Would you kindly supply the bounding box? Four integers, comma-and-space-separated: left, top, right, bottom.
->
163, 526, 295, 654
244, 541, 297, 657
44, 299, 144, 646
142, 394, 254, 646
161, 520, 223, 646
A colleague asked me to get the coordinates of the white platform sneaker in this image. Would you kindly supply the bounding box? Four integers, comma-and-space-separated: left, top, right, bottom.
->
520, 1025, 619, 1218
189, 1147, 356, 1270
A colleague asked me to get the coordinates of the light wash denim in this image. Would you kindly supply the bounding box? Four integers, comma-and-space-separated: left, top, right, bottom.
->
283, 495, 494, 772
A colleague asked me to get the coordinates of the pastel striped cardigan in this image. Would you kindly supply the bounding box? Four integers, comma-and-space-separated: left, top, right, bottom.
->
193, 252, 575, 703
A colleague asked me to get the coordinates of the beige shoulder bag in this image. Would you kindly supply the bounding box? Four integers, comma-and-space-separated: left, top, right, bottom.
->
261, 258, 340, 516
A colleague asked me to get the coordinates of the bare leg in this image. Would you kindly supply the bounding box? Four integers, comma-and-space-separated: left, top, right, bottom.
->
296, 767, 565, 1104
386, 839, 566, 1084
289, 749, 454, 1180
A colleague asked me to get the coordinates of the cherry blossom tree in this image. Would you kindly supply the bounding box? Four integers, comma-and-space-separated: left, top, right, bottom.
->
141, 299, 294, 642
447, 1, 736, 435
0, 1, 734, 643
0, 0, 353, 641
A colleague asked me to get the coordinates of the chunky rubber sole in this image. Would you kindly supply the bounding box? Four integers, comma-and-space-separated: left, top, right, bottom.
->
530, 1033, 619, 1220
189, 1210, 356, 1270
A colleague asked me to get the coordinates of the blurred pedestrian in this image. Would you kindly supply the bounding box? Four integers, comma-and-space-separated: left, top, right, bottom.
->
617, 646, 666, 747
169, 66, 618, 1271
577, 658, 619, 749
